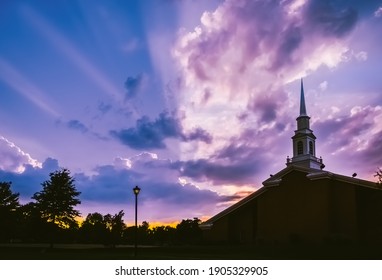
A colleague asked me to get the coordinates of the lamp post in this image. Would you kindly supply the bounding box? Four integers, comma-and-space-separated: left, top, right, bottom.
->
133, 185, 141, 258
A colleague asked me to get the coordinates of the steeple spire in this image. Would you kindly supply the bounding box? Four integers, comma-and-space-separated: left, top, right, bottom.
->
287, 79, 323, 169
300, 78, 307, 116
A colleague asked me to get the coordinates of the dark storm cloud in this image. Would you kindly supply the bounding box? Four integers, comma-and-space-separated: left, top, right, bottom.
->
124, 74, 144, 99
110, 111, 212, 150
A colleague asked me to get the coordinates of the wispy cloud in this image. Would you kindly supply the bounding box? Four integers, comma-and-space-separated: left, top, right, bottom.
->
374, 6, 382, 17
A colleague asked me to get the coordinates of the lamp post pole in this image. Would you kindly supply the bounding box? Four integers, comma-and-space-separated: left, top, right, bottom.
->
133, 186, 141, 258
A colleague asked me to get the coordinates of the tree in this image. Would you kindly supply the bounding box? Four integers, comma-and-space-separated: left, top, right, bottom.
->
79, 211, 126, 246
0, 182, 20, 241
105, 210, 126, 246
32, 169, 81, 229
176, 218, 202, 245
79, 212, 109, 244
375, 168, 382, 185
0, 182, 20, 211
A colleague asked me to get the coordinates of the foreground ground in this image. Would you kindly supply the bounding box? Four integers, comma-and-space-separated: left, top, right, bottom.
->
1, 243, 382, 260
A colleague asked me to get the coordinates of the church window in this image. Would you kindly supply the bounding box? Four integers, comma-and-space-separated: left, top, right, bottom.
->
309, 141, 314, 155
297, 141, 303, 155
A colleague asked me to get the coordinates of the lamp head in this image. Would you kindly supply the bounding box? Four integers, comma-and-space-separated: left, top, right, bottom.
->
133, 186, 141, 195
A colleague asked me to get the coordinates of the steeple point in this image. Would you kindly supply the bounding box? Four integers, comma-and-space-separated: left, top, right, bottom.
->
300, 78, 307, 116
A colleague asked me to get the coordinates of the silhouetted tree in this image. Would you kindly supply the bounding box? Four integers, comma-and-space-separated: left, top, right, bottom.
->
79, 210, 126, 246
32, 169, 81, 228
176, 218, 202, 245
0, 182, 20, 241
151, 225, 176, 245
124, 221, 151, 245
79, 212, 109, 244
32, 169, 81, 246
105, 210, 126, 247
137, 221, 150, 244
18, 202, 50, 242
0, 182, 19, 210
375, 168, 382, 185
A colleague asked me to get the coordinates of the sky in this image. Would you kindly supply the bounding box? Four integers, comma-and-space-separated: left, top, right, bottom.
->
0, 0, 382, 225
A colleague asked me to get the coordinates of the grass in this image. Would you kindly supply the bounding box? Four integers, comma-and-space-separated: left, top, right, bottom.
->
1, 243, 382, 260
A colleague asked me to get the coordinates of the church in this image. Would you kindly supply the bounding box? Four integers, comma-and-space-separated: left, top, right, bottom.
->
201, 81, 382, 246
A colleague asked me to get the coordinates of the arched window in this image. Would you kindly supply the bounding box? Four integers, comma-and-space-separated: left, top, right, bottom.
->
309, 141, 314, 155
297, 141, 303, 155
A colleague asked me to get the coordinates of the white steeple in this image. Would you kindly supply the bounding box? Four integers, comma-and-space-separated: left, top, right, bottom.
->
287, 79, 323, 169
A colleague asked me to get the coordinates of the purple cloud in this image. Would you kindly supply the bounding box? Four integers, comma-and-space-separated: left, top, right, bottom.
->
110, 111, 212, 150
1, 152, 230, 221
314, 106, 376, 148
172, 128, 275, 185
124, 74, 145, 100
304, 0, 358, 38
359, 130, 382, 167
0, 158, 59, 200
67, 119, 89, 133
0, 136, 41, 173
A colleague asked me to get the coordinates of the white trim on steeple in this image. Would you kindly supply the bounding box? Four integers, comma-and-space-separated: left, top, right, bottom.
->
287, 79, 323, 170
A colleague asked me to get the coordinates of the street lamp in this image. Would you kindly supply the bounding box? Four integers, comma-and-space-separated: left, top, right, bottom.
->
133, 185, 141, 257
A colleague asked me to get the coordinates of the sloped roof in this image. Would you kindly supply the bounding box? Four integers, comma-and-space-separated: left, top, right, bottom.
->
200, 187, 268, 228
201, 165, 380, 228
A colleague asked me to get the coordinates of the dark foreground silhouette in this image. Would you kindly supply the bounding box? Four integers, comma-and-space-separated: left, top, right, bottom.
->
2, 242, 382, 260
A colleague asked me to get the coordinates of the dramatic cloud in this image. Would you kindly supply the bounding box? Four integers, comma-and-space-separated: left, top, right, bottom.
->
172, 126, 287, 186
172, 0, 364, 171
359, 130, 382, 168
110, 111, 212, 150
0, 157, 59, 200
313, 105, 382, 177
0, 136, 41, 173
315, 105, 380, 152
0, 152, 229, 221
77, 152, 233, 221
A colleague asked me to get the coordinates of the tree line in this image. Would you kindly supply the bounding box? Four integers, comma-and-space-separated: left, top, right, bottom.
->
0, 168, 202, 246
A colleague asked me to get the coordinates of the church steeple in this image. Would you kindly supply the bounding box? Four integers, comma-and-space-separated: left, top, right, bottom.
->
299, 79, 307, 116
287, 79, 323, 169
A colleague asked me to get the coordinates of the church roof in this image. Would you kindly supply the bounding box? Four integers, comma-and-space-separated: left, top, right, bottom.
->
200, 187, 269, 229
262, 165, 378, 188
201, 165, 380, 228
